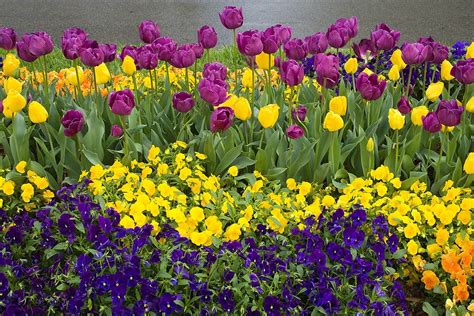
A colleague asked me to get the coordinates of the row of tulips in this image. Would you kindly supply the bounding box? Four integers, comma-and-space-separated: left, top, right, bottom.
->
0, 7, 473, 192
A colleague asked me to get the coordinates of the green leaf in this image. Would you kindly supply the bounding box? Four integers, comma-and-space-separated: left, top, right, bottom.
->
391, 249, 406, 260
422, 302, 439, 316
215, 145, 242, 174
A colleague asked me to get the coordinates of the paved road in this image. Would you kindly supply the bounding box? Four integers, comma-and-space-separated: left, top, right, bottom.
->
1, 0, 473, 46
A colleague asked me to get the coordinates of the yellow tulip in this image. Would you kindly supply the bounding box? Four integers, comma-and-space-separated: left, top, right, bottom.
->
390, 49, 407, 70
4, 77, 23, 94
258, 104, 279, 128
366, 137, 374, 152
2, 53, 20, 76
465, 96, 474, 113
94, 63, 111, 85
122, 55, 136, 75
426, 81, 444, 101
329, 96, 347, 116
28, 101, 49, 123
3, 91, 26, 117
440, 60, 454, 81
466, 42, 474, 59
221, 94, 252, 120
344, 58, 358, 74
255, 52, 274, 70
441, 125, 454, 133
411, 106, 429, 126
323, 111, 344, 132
464, 152, 474, 174
388, 108, 405, 130
362, 68, 374, 76
65, 66, 84, 86
388, 65, 400, 81
242, 68, 253, 89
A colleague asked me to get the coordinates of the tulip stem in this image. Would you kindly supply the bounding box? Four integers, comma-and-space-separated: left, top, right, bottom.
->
120, 116, 129, 163
148, 69, 154, 91
185, 67, 190, 92
73, 59, 82, 102
422, 62, 428, 94
132, 73, 139, 106
431, 67, 437, 84
436, 131, 445, 181
153, 68, 158, 95
366, 101, 371, 127
427, 134, 432, 169
193, 62, 198, 97
74, 135, 82, 166
267, 53, 273, 103
259, 130, 265, 150
394, 130, 399, 175
165, 62, 171, 88
233, 29, 239, 90
251, 58, 255, 113
42, 56, 50, 108
92, 66, 99, 103
405, 65, 413, 97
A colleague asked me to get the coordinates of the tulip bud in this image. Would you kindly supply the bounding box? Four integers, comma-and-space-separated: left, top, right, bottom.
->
122, 55, 136, 75
366, 137, 374, 152
440, 60, 454, 81
108, 89, 136, 116
94, 63, 111, 85
139, 20, 160, 44
197, 25, 218, 49
451, 59, 474, 85
291, 105, 307, 122
464, 152, 474, 174
388, 108, 405, 130
286, 125, 304, 139
255, 52, 274, 70
28, 101, 48, 124
390, 49, 407, 70
3, 91, 26, 114
4, 77, 23, 94
329, 96, 347, 116
2, 53, 20, 76
466, 96, 474, 113
397, 96, 411, 115
356, 72, 386, 101
425, 82, 444, 102
388, 65, 400, 81
198, 78, 228, 106
0, 27, 17, 50
111, 124, 123, 137
210, 106, 234, 133
231, 97, 252, 121
258, 104, 280, 128
422, 112, 441, 133
280, 60, 304, 87
344, 58, 358, 74
172, 92, 195, 113
219, 6, 244, 30
61, 109, 85, 137
323, 111, 344, 132
436, 99, 464, 126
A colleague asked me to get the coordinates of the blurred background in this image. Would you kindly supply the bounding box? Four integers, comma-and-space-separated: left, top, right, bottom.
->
1, 0, 472, 45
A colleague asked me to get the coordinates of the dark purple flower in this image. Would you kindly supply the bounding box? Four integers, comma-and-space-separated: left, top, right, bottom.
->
387, 234, 399, 253
136, 45, 158, 70
197, 25, 218, 49
152, 36, 177, 62
352, 38, 377, 61
326, 23, 350, 49
0, 272, 8, 295
139, 20, 160, 44
422, 112, 442, 133
338, 16, 359, 38
111, 124, 123, 137
291, 105, 307, 122
5, 225, 23, 244
108, 89, 136, 116
314, 53, 340, 88
397, 96, 411, 114
356, 72, 386, 100
280, 59, 304, 86
76, 254, 92, 275
284, 38, 308, 61
451, 58, 474, 84
98, 215, 112, 233
262, 25, 281, 54
219, 6, 244, 30
372, 242, 386, 261
305, 32, 328, 55
57, 213, 75, 237
79, 40, 104, 67
120, 45, 138, 61
286, 124, 304, 139
326, 242, 344, 261
370, 23, 400, 51
159, 293, 178, 314
172, 92, 195, 113
0, 27, 17, 50
203, 62, 227, 81
218, 289, 235, 313
274, 24, 292, 44
170, 45, 196, 68
431, 42, 449, 64
61, 110, 85, 137
210, 106, 234, 133
350, 208, 367, 227
99, 43, 117, 63
16, 32, 54, 62
61, 27, 88, 60
191, 43, 204, 59
401, 42, 429, 65
198, 78, 228, 106
435, 99, 464, 126
237, 30, 263, 56
343, 226, 365, 248
221, 269, 235, 282
263, 295, 282, 316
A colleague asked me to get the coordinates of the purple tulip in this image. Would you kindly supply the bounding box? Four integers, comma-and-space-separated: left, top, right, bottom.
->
356, 73, 386, 100
274, 24, 292, 45
397, 96, 411, 115
152, 37, 177, 62
417, 37, 435, 61
284, 38, 308, 61
108, 89, 136, 116
219, 6, 244, 30
370, 23, 400, 51
61, 110, 85, 137
280, 60, 304, 87
337, 16, 359, 39
170, 45, 196, 68
314, 53, 340, 88
431, 42, 449, 64
79, 40, 104, 67
352, 39, 376, 60
16, 32, 54, 62
304, 32, 328, 55
111, 125, 123, 137
139, 20, 160, 44
422, 112, 441, 133
210, 106, 234, 133
119, 45, 138, 61
203, 62, 227, 81
0, 27, 17, 50
99, 43, 117, 63
172, 92, 195, 113
261, 25, 280, 54
286, 125, 304, 139
61, 27, 88, 60
198, 78, 228, 106
197, 25, 218, 49
136, 45, 158, 70
237, 30, 263, 56
191, 43, 204, 59
274, 56, 281, 68
291, 105, 307, 122
451, 59, 474, 85
435, 99, 464, 126
401, 42, 429, 65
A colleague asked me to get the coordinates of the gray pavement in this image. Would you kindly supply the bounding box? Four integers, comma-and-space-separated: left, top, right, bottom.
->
0, 0, 473, 46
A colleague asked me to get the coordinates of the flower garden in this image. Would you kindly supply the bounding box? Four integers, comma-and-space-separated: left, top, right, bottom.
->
0, 6, 473, 315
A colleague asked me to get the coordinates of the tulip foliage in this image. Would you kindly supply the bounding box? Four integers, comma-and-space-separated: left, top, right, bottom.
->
0, 13, 473, 193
